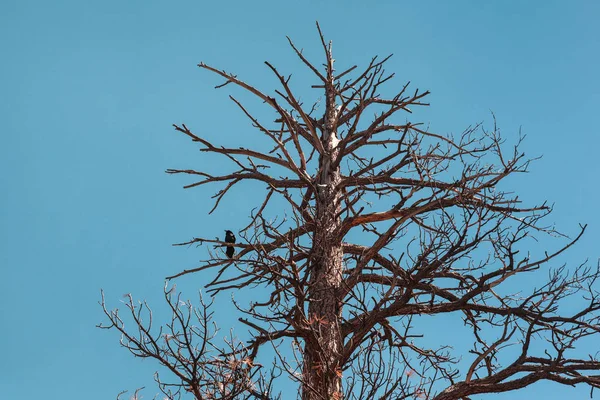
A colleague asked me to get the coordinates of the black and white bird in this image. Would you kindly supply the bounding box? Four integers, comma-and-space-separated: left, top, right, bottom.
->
224, 230, 236, 258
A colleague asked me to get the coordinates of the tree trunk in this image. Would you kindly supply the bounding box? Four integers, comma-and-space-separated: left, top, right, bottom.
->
302, 56, 344, 399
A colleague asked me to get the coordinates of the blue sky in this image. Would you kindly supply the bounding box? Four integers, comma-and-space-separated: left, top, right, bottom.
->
1, 1, 599, 399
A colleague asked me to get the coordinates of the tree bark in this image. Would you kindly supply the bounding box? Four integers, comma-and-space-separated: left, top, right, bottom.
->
302, 49, 344, 400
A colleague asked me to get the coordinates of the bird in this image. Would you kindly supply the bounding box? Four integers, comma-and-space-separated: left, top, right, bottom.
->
224, 230, 236, 258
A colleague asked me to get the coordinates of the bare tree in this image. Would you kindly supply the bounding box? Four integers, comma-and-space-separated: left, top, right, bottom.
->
100, 23, 600, 399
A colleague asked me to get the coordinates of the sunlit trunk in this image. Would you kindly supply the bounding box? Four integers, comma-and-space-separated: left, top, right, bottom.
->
302, 61, 344, 399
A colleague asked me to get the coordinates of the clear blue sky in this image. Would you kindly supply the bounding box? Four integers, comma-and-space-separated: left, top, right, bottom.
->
1, 1, 599, 399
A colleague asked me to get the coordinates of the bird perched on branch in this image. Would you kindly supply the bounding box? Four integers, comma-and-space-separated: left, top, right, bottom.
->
225, 230, 236, 258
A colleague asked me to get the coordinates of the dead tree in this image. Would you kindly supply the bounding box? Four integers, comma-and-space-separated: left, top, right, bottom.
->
100, 24, 600, 399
